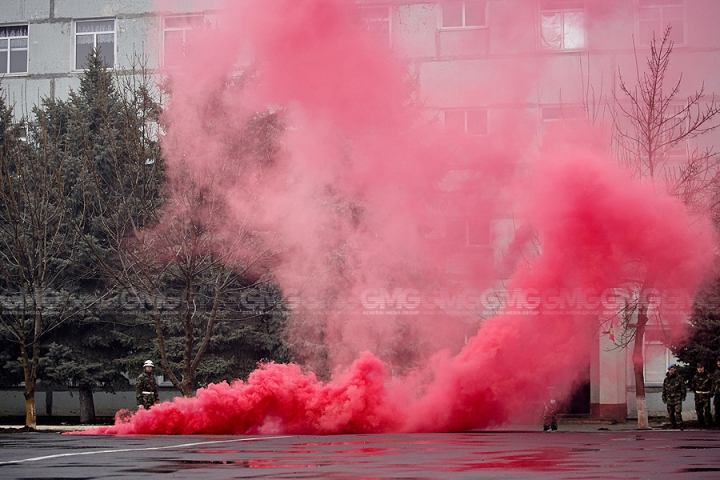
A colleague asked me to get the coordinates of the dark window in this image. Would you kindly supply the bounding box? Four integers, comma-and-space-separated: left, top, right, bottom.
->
360, 6, 391, 47
541, 105, 585, 136
75, 19, 115, 69
445, 109, 488, 136
639, 0, 684, 45
466, 110, 488, 136
540, 0, 585, 50
446, 218, 490, 246
445, 110, 465, 135
163, 15, 204, 67
467, 218, 490, 246
0, 25, 28, 74
442, 1, 486, 28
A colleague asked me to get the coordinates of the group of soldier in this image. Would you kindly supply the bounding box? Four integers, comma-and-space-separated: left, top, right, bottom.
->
662, 356, 720, 429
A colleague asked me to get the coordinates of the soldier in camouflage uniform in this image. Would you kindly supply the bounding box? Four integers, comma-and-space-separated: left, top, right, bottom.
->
542, 386, 558, 431
662, 364, 686, 429
542, 397, 558, 431
713, 357, 720, 427
690, 363, 713, 427
135, 360, 159, 410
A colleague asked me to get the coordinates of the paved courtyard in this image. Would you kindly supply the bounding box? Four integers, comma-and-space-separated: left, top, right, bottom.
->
1, 428, 719, 479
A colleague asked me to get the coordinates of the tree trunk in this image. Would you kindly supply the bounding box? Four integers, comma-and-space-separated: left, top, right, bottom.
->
180, 378, 194, 398
633, 304, 650, 430
78, 385, 96, 424
182, 284, 195, 397
21, 341, 37, 429
27, 299, 43, 429
24, 389, 36, 430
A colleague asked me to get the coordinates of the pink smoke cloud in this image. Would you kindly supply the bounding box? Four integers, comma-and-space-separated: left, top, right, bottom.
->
73, 0, 716, 435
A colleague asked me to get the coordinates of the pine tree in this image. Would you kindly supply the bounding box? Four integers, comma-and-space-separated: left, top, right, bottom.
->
3, 51, 292, 422
674, 278, 720, 378
32, 50, 165, 421
64, 51, 290, 399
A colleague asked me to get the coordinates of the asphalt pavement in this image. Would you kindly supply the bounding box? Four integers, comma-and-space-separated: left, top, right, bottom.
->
0, 416, 686, 433
1, 421, 719, 479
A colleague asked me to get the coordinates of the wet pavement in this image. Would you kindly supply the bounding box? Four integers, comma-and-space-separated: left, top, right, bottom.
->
0, 429, 719, 479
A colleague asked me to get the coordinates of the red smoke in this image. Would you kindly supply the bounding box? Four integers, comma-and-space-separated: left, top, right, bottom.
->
75, 0, 715, 435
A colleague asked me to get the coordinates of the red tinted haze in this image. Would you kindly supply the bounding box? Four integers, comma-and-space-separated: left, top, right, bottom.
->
77, 0, 715, 435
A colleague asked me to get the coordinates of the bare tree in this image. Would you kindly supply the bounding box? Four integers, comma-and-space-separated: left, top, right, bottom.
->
118, 171, 278, 397
0, 87, 89, 428
610, 26, 720, 429
75, 56, 288, 398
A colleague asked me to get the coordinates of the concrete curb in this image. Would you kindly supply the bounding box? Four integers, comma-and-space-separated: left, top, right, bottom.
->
0, 424, 101, 433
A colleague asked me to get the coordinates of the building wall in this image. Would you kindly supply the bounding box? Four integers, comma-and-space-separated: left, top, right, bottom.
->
591, 333, 628, 421
4, 1, 719, 138
0, 0, 224, 109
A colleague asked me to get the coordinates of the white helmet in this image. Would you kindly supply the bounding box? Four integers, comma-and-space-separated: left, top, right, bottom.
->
143, 360, 154, 368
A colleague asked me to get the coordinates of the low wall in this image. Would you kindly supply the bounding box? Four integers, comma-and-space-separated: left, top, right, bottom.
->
627, 389, 698, 421
2, 387, 704, 422
0, 389, 182, 418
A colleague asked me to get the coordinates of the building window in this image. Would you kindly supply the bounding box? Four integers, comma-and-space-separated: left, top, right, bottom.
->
163, 15, 204, 67
360, 6, 391, 47
541, 104, 586, 135
445, 109, 488, 136
75, 19, 115, 69
644, 342, 677, 385
660, 103, 688, 159
0, 25, 28, 74
639, 0, 684, 46
441, 1, 487, 28
446, 217, 490, 246
540, 0, 585, 50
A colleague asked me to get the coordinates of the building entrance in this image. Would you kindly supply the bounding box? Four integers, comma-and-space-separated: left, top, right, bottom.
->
560, 363, 591, 415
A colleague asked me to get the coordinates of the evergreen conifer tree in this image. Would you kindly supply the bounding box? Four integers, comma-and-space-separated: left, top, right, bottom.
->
31, 50, 164, 421
3, 52, 291, 422
674, 278, 720, 378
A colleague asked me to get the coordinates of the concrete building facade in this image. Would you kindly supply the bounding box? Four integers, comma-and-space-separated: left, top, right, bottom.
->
1, 0, 719, 421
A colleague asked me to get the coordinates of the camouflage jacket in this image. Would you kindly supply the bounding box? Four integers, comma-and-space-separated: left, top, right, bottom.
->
135, 371, 159, 402
662, 372, 686, 405
713, 371, 720, 395
690, 372, 712, 396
